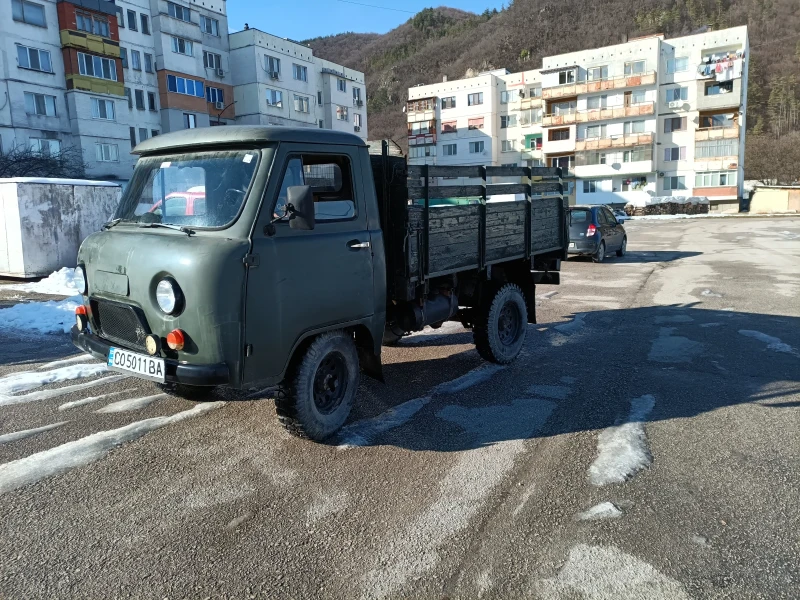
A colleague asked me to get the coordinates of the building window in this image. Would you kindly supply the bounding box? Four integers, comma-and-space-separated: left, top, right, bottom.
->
293, 64, 308, 82
140, 13, 149, 34
667, 57, 689, 74
520, 108, 542, 125
409, 121, 430, 135
501, 140, 515, 152
171, 36, 193, 56
468, 117, 484, 130
548, 128, 570, 141
203, 51, 221, 70
95, 143, 119, 162
409, 146, 436, 159
664, 116, 687, 133
168, 2, 191, 22
558, 70, 575, 85
336, 105, 348, 121
116, 6, 124, 28
622, 146, 651, 162
526, 134, 542, 149
354, 113, 362, 128
442, 121, 457, 133
443, 143, 457, 156
78, 52, 118, 81
353, 87, 363, 105
266, 55, 280, 76
500, 90, 513, 104
30, 138, 61, 155
695, 171, 737, 187
696, 139, 737, 158
624, 60, 646, 75
623, 120, 645, 134
629, 89, 647, 105
147, 92, 157, 111
587, 94, 608, 110
131, 50, 141, 71
705, 81, 734, 96
124, 87, 132, 109
585, 124, 607, 139
622, 176, 647, 191
500, 115, 517, 128
134, 89, 145, 110
469, 141, 485, 154
294, 94, 310, 113
665, 87, 688, 102
144, 53, 153, 73
24, 91, 56, 116
151, 129, 159, 137
127, 9, 136, 30
206, 86, 224, 104
319, 120, 324, 128
90, 97, 115, 120
129, 126, 136, 147
529, 86, 542, 98
77, 12, 110, 36
587, 65, 608, 81
467, 92, 483, 106
120, 47, 128, 68
16, 45, 52, 73
583, 180, 598, 193
266, 88, 283, 107
663, 146, 686, 162
167, 74, 204, 97
12, 0, 46, 27
183, 113, 197, 129
663, 175, 686, 191
551, 100, 576, 115
201, 15, 219, 36
407, 98, 435, 112
337, 78, 347, 93
317, 91, 323, 105
441, 96, 456, 109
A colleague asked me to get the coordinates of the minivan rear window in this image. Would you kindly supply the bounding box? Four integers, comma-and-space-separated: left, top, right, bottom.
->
570, 209, 590, 224
115, 150, 263, 228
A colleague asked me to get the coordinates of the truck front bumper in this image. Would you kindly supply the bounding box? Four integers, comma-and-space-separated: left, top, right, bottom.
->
71, 326, 230, 387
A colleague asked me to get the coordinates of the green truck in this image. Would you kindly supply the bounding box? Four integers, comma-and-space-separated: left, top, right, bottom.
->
71, 127, 567, 440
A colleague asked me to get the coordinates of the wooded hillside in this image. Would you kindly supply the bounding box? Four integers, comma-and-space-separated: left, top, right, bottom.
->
308, 0, 800, 183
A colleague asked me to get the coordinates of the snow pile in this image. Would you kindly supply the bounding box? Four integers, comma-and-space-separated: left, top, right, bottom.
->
578, 501, 624, 521
626, 196, 709, 208
555, 313, 586, 334
0, 295, 82, 334
96, 393, 167, 414
628, 213, 731, 221
337, 396, 432, 448
0, 422, 68, 445
5, 267, 79, 296
0, 363, 108, 402
400, 322, 464, 345
4, 375, 123, 406
589, 395, 655, 486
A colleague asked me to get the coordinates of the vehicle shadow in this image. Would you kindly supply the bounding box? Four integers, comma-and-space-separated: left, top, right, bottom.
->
338, 305, 799, 452
568, 251, 702, 264
0, 331, 79, 368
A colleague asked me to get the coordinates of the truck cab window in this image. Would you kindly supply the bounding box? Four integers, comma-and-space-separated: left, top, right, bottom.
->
274, 154, 356, 221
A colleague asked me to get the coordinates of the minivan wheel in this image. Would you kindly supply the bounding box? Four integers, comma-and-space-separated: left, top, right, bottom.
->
473, 283, 528, 364
275, 331, 359, 441
592, 241, 606, 263
616, 236, 627, 257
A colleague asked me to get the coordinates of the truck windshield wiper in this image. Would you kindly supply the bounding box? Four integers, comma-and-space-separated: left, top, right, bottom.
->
137, 222, 195, 236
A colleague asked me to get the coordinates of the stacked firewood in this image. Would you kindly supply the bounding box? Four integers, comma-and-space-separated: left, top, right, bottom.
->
625, 198, 710, 216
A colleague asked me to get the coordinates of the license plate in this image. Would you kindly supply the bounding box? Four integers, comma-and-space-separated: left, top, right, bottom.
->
108, 347, 165, 382
569, 242, 576, 248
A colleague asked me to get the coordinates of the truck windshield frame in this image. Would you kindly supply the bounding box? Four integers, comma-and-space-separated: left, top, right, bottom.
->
114, 147, 273, 231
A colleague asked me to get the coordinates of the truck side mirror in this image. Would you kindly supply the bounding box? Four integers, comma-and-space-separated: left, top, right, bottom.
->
287, 185, 315, 231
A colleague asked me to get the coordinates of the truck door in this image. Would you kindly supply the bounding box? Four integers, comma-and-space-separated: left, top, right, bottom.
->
242, 145, 375, 385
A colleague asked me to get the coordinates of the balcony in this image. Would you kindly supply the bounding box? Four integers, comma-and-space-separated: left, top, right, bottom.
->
696, 79, 742, 110
574, 160, 654, 179
695, 124, 740, 141
575, 132, 653, 151
60, 30, 120, 58
519, 96, 543, 110
694, 156, 739, 171
66, 74, 124, 96
542, 72, 656, 99
408, 133, 437, 146
407, 98, 436, 122
543, 102, 655, 127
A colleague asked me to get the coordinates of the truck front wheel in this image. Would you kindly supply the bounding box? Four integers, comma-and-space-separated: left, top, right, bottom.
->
275, 331, 360, 441
473, 283, 527, 364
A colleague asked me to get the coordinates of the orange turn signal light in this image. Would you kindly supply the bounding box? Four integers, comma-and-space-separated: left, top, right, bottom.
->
166, 329, 185, 351
75, 305, 88, 316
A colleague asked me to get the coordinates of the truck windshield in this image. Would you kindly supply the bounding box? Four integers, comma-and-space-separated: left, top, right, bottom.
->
114, 150, 262, 228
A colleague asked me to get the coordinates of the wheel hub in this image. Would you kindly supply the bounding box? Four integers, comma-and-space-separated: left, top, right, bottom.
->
313, 353, 348, 414
498, 302, 521, 346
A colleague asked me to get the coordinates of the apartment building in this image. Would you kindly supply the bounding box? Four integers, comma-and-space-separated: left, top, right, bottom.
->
407, 26, 748, 210
1, 1, 367, 180
229, 28, 367, 139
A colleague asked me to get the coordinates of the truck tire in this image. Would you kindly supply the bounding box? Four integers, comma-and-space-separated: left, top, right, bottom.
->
275, 331, 360, 441
473, 283, 527, 364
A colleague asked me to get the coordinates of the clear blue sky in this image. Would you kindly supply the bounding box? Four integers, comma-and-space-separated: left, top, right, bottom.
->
226, 1, 506, 40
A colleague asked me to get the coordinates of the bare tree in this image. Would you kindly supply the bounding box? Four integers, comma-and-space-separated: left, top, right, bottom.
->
0, 144, 88, 179
746, 133, 800, 185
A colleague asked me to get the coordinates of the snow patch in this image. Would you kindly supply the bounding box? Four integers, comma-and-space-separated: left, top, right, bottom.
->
0, 422, 68, 445
5, 268, 79, 296
527, 384, 570, 400
578, 501, 624, 521
0, 295, 83, 334
589, 395, 655, 486
648, 327, 703, 363
96, 393, 167, 413
700, 322, 723, 328
399, 321, 463, 345
337, 396, 431, 448
700, 289, 722, 298
433, 363, 506, 395
3, 375, 125, 406
0, 363, 110, 401
554, 313, 586, 334
58, 390, 130, 411
738, 330, 796, 355
0, 402, 225, 494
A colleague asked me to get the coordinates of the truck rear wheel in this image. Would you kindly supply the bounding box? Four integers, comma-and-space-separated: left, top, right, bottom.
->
473, 283, 527, 364
275, 331, 360, 441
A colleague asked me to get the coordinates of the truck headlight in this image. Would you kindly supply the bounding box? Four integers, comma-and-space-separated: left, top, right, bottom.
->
156, 278, 183, 315
74, 265, 87, 295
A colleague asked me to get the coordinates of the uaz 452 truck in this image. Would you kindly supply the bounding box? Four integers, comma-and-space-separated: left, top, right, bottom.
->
71, 127, 567, 440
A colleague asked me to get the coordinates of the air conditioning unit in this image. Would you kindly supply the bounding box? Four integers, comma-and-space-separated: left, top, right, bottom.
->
214, 101, 224, 110
668, 101, 683, 109
354, 125, 361, 132
519, 90, 526, 98
216, 68, 225, 78
269, 71, 279, 80
657, 171, 665, 177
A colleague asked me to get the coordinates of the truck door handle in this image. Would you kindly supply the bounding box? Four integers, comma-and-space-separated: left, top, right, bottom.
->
347, 240, 370, 249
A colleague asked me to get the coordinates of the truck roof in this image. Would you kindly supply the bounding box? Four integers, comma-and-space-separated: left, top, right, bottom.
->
133, 126, 367, 156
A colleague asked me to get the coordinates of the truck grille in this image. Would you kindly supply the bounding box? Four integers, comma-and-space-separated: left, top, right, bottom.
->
92, 299, 151, 352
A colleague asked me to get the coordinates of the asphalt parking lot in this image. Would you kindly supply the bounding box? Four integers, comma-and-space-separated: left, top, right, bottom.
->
0, 216, 798, 599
